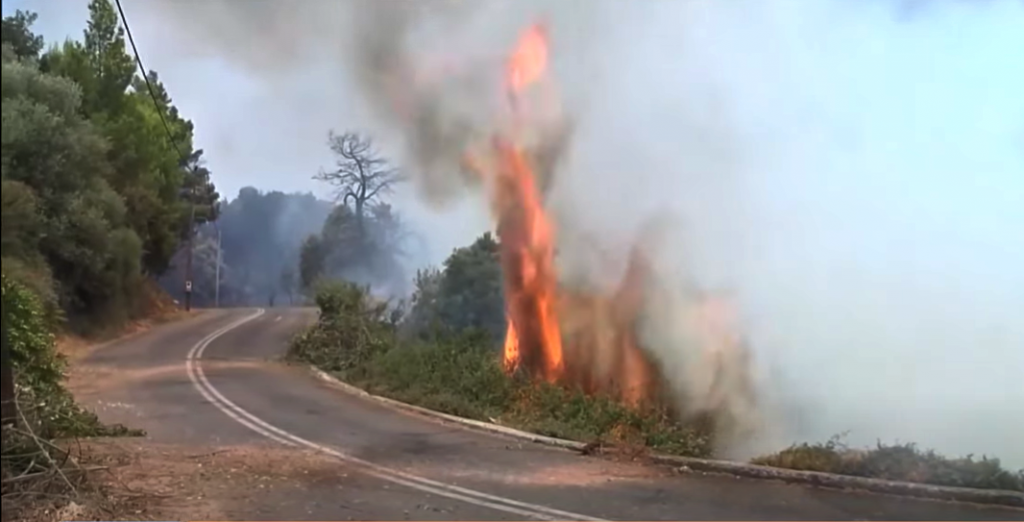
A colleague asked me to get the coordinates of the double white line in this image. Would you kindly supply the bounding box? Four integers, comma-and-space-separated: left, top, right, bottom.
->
185, 308, 608, 521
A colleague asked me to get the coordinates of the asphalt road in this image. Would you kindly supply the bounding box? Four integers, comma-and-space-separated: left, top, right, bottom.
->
81, 308, 1023, 521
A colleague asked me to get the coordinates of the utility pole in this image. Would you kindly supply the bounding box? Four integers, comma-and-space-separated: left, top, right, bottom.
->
214, 225, 222, 308
184, 188, 196, 312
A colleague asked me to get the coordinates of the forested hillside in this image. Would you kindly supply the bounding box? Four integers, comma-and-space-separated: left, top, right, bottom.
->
160, 187, 334, 307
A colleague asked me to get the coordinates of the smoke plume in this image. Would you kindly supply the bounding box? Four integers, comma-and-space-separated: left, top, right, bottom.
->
137, 0, 1024, 464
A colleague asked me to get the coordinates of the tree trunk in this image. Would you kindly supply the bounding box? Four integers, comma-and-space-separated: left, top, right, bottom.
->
355, 199, 365, 243
1, 318, 16, 426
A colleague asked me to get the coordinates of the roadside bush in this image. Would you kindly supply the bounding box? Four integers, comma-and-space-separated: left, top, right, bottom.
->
505, 383, 713, 457
753, 437, 1024, 492
287, 280, 398, 378
360, 329, 516, 420
2, 272, 141, 517
2, 272, 137, 439
291, 279, 714, 457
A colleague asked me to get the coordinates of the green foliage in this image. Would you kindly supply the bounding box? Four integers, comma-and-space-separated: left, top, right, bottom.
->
402, 267, 442, 335
37, 0, 218, 277
753, 437, 1024, 492
2, 51, 141, 323
362, 331, 516, 420
81, 0, 135, 116
1, 180, 43, 262
405, 232, 505, 342
1, 10, 43, 60
288, 281, 397, 376
1, 273, 138, 438
1, 4, 219, 328
0, 258, 59, 325
290, 281, 715, 458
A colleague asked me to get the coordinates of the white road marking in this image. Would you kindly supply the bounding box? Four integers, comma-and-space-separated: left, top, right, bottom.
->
274, 315, 282, 322
185, 309, 608, 521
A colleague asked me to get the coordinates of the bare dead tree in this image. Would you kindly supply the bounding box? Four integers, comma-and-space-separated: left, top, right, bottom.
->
313, 131, 404, 239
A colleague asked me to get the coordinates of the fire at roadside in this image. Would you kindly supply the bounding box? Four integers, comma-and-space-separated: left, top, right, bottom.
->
376, 20, 761, 450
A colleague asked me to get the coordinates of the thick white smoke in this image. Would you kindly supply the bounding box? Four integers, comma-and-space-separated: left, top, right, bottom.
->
123, 0, 1022, 465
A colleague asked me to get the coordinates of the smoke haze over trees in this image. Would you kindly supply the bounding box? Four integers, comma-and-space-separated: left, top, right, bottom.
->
116, 0, 1024, 467
6, 0, 1022, 471
160, 187, 333, 307
161, 130, 414, 307
299, 130, 410, 297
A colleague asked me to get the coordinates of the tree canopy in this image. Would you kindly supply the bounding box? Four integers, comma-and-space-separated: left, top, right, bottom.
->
404, 232, 506, 343
1, 2, 218, 329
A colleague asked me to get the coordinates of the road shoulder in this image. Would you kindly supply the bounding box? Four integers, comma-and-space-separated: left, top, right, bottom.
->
306, 365, 1024, 509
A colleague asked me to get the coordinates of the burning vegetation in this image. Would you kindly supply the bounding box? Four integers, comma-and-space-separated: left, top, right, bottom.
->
457, 23, 745, 413
347, 8, 761, 449
281, 3, 1024, 490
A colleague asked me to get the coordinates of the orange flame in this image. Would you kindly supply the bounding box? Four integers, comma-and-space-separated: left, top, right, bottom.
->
384, 17, 756, 418
506, 24, 548, 93
486, 22, 666, 401
503, 319, 520, 373
493, 23, 565, 381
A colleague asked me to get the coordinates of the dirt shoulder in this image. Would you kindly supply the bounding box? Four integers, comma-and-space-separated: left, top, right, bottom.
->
69, 439, 346, 522
57, 309, 200, 364
10, 438, 348, 522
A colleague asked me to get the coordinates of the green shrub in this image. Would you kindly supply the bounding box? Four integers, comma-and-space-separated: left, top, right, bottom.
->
753, 437, 1024, 492
290, 279, 714, 457
1, 272, 136, 438
360, 329, 516, 420
403, 233, 505, 343
288, 280, 397, 376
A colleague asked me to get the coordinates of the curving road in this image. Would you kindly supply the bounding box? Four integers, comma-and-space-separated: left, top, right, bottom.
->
80, 308, 1022, 521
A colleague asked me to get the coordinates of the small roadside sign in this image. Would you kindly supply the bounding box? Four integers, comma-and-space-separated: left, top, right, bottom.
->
185, 280, 192, 292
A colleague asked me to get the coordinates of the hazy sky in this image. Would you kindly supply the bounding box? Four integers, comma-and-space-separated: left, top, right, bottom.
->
5, 0, 1023, 465
3, 0, 496, 267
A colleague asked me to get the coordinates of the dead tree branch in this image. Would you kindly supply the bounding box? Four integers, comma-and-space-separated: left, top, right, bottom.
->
313, 131, 405, 238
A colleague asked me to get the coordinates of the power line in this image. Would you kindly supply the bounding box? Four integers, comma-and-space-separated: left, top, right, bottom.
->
113, 0, 201, 311
113, 0, 189, 165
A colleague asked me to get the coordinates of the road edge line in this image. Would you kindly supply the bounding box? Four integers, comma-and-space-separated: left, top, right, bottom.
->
308, 366, 1024, 509
187, 311, 606, 521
